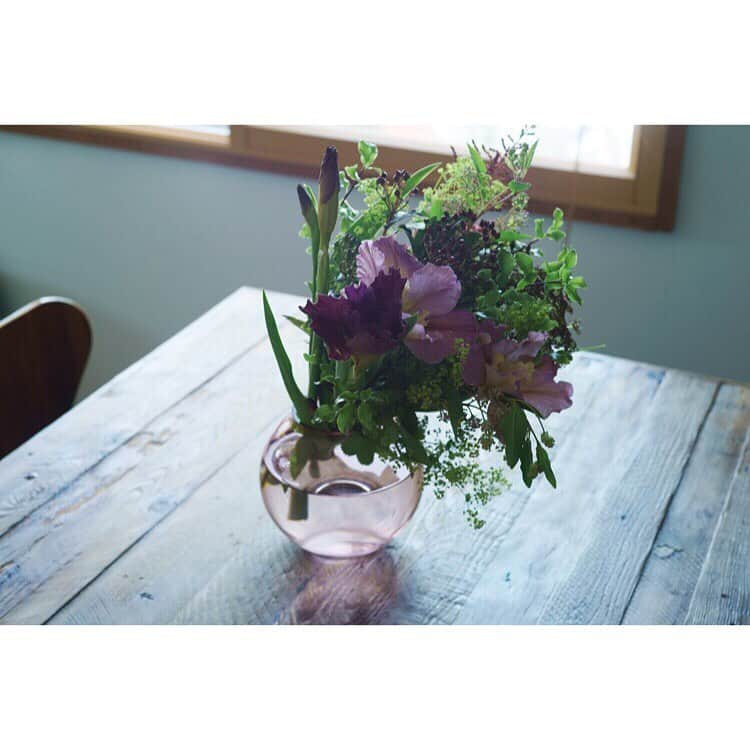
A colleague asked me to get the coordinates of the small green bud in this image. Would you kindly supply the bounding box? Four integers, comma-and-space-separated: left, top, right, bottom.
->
297, 184, 319, 244
541, 431, 555, 448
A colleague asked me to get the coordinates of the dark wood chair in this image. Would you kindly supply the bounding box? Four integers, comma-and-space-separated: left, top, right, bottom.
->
0, 297, 92, 459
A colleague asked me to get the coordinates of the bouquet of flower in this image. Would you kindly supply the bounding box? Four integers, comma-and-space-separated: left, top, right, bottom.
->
263, 130, 585, 527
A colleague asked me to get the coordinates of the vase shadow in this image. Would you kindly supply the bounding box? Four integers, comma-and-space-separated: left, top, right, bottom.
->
282, 548, 399, 625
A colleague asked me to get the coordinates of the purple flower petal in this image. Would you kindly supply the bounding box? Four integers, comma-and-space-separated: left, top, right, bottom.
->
518, 355, 574, 418
403, 263, 461, 317
356, 236, 422, 285
462, 319, 507, 386
301, 268, 405, 362
405, 309, 477, 364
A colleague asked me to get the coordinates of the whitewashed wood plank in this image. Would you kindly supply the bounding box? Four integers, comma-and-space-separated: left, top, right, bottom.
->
684, 421, 750, 625
455, 362, 664, 624
536, 372, 718, 625
49, 424, 278, 625
0, 288, 302, 538
0, 320, 308, 624
165, 355, 615, 624
623, 384, 750, 624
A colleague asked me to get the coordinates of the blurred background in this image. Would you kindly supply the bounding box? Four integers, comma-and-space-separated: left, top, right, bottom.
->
0, 124, 747, 397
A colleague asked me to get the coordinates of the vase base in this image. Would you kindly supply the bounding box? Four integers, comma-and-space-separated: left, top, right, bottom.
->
297, 529, 388, 558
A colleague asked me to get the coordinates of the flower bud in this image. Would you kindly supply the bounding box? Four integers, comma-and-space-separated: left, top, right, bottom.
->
297, 184, 319, 248
317, 146, 339, 251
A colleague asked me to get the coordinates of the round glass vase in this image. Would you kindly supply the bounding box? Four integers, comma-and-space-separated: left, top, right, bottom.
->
260, 416, 423, 558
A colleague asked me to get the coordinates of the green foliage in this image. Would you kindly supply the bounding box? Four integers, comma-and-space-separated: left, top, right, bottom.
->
422, 156, 509, 217
358, 140, 378, 168
279, 129, 586, 528
262, 292, 313, 425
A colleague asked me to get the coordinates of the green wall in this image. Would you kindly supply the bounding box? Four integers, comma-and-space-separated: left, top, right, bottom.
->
1, 126, 747, 397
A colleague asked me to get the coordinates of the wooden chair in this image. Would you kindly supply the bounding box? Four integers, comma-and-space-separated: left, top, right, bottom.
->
0, 297, 92, 459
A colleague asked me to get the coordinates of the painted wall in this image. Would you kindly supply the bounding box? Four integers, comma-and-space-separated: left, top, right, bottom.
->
0, 126, 748, 398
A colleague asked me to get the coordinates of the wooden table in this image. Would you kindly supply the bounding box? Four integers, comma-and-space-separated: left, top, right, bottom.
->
1, 287, 748, 625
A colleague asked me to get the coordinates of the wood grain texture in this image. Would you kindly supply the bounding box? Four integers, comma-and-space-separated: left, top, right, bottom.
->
1, 286, 746, 626
623, 384, 750, 624
537, 372, 718, 625
163, 355, 616, 624
0, 299, 307, 624
455, 361, 663, 624
0, 288, 299, 539
685, 418, 750, 625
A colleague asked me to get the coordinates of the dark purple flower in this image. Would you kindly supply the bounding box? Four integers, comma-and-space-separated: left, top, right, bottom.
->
356, 236, 474, 363
301, 268, 406, 364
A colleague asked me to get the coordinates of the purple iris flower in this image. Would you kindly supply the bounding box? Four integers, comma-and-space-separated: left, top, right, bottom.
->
463, 328, 573, 417
356, 236, 476, 364
300, 268, 406, 364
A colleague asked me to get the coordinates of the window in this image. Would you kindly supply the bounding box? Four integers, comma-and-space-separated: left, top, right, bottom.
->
2, 124, 685, 230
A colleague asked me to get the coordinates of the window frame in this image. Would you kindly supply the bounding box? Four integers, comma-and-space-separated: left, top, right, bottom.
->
2, 124, 686, 231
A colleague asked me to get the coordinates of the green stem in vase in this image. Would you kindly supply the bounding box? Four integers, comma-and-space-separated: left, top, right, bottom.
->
288, 488, 309, 521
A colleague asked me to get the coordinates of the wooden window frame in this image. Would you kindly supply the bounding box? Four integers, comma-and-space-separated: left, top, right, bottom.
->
2, 124, 686, 231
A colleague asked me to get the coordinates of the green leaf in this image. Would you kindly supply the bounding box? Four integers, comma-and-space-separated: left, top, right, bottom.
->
344, 165, 359, 181
341, 433, 375, 464
500, 404, 527, 469
516, 253, 534, 275
397, 420, 429, 465
429, 198, 443, 219
402, 162, 441, 196
477, 269, 493, 282
357, 402, 377, 432
336, 402, 356, 433
467, 143, 487, 175
314, 404, 336, 422
262, 291, 312, 424
283, 315, 310, 335
358, 141, 378, 168
534, 218, 545, 238
519, 437, 534, 487
508, 180, 531, 193
397, 407, 419, 435
536, 444, 557, 488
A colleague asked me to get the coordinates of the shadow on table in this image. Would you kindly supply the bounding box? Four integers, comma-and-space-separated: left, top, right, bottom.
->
281, 549, 399, 625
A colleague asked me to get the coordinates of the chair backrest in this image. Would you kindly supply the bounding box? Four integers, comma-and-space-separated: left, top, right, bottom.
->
0, 297, 92, 459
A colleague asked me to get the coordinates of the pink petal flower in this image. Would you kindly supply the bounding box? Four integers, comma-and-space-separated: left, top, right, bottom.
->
518, 356, 574, 418
356, 236, 422, 284
403, 263, 462, 317
462, 320, 507, 386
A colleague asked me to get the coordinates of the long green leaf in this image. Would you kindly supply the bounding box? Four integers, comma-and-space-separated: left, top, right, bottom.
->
500, 404, 527, 468
262, 291, 313, 424
467, 143, 487, 176
402, 162, 441, 195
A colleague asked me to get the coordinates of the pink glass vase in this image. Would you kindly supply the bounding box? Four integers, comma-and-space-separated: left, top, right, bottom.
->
260, 416, 423, 558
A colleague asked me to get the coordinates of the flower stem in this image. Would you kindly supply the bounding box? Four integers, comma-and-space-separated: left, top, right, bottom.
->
308, 238, 330, 403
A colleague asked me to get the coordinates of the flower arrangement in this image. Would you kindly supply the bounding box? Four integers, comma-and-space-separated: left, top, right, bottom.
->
263, 130, 586, 528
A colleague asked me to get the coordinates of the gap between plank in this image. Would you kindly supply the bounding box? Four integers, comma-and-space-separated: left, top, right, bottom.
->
619, 380, 722, 624
41, 405, 291, 624
683, 414, 750, 623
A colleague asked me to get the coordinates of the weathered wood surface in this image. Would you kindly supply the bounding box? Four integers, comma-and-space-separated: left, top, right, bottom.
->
1, 287, 748, 625
624, 384, 750, 624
